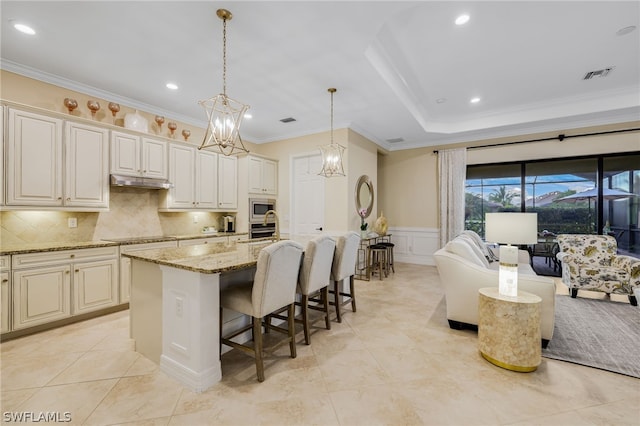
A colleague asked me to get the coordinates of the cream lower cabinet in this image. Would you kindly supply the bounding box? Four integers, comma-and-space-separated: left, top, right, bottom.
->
1, 256, 10, 333
119, 241, 178, 303
178, 236, 228, 247
11, 246, 119, 331
73, 258, 118, 315
12, 264, 72, 330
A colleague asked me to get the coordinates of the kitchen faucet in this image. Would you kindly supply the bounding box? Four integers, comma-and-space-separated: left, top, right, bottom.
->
264, 210, 280, 241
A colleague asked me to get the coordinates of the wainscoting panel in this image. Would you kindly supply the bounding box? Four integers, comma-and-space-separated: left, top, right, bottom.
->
388, 227, 440, 266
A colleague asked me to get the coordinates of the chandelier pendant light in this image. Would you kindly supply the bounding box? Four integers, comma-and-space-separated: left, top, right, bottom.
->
198, 8, 250, 156
318, 88, 346, 177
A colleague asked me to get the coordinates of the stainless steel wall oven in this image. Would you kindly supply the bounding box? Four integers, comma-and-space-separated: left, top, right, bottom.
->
249, 198, 276, 239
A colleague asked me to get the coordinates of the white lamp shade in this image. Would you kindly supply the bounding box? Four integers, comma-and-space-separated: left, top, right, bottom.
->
485, 213, 538, 245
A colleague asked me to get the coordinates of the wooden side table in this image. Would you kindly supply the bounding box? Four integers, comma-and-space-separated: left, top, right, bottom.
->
478, 287, 541, 372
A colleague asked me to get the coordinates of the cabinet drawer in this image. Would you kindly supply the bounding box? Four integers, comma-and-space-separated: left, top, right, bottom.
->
12, 246, 119, 269
0, 256, 9, 271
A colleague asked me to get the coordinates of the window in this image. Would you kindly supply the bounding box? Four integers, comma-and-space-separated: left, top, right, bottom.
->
465, 153, 639, 256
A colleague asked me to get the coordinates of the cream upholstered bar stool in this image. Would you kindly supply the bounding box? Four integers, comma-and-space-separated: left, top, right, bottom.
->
269, 235, 336, 344
298, 236, 336, 344
329, 232, 360, 322
220, 240, 304, 382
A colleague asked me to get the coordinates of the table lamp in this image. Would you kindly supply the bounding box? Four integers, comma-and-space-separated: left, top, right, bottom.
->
485, 213, 538, 297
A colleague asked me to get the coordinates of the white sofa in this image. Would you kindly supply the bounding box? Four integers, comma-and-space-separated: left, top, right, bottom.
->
433, 231, 556, 347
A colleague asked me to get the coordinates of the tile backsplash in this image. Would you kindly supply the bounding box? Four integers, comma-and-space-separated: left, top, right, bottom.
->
0, 187, 228, 245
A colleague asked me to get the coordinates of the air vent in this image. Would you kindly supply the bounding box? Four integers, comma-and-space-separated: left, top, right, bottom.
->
386, 137, 404, 143
583, 67, 613, 80
279, 117, 296, 123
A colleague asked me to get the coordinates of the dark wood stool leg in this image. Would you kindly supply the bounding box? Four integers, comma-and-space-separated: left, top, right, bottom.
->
322, 286, 331, 330
254, 316, 265, 382
288, 303, 297, 357
334, 280, 342, 323
349, 275, 356, 312
302, 294, 311, 345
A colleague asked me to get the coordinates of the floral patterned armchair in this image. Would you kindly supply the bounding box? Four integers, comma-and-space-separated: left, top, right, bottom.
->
556, 234, 639, 306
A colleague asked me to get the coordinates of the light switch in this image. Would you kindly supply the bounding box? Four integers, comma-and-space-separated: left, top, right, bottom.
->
68, 218, 77, 228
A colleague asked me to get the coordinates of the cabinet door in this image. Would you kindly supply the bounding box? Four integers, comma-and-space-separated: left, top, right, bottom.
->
248, 156, 264, 194
0, 106, 4, 206
73, 259, 118, 315
65, 122, 109, 208
218, 155, 238, 209
167, 144, 196, 208
6, 109, 63, 206
13, 265, 71, 330
111, 131, 141, 176
141, 137, 168, 179
1, 272, 9, 333
196, 150, 218, 209
262, 159, 277, 195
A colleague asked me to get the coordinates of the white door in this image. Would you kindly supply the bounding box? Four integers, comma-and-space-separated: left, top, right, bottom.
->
292, 153, 325, 235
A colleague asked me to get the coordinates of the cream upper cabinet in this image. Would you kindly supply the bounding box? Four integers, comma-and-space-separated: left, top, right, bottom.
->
0, 106, 4, 206
111, 131, 167, 179
6, 108, 108, 209
6, 108, 63, 206
64, 122, 109, 208
161, 143, 237, 211
248, 156, 277, 195
196, 149, 219, 209
218, 155, 238, 209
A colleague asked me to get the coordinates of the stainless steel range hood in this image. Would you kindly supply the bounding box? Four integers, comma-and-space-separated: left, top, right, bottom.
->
110, 174, 173, 189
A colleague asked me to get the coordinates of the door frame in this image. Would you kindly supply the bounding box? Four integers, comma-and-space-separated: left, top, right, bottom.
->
290, 151, 325, 236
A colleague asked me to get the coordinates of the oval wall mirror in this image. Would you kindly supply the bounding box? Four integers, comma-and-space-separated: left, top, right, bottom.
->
355, 175, 374, 218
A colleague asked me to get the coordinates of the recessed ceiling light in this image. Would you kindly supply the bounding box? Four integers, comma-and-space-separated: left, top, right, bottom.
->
165, 82, 178, 90
14, 23, 36, 35
616, 25, 637, 36
470, 97, 481, 104
244, 113, 252, 119
436, 98, 447, 104
455, 14, 470, 26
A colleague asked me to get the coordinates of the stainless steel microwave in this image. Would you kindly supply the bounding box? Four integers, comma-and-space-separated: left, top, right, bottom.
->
249, 198, 276, 223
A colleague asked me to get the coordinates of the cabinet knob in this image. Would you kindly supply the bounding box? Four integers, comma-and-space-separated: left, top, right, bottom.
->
70, 254, 75, 258
66, 197, 71, 201
1, 279, 8, 283
75, 269, 79, 273
65, 270, 70, 274
57, 197, 62, 200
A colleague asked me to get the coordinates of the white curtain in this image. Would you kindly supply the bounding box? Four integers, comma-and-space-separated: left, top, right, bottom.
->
438, 148, 467, 248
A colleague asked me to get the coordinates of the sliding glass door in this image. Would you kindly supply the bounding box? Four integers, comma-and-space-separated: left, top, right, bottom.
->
465, 152, 639, 256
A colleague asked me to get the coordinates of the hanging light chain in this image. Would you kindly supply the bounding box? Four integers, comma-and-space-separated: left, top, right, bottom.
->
329, 88, 336, 145
221, 15, 227, 97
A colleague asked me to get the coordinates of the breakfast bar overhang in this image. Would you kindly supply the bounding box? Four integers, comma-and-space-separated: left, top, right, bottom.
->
124, 240, 272, 392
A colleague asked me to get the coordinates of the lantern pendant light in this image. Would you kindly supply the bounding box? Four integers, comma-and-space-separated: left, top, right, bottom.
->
198, 8, 250, 156
318, 88, 346, 177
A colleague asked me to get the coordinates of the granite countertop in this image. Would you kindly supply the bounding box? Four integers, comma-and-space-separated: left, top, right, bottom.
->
0, 241, 120, 256
0, 232, 250, 255
123, 240, 274, 274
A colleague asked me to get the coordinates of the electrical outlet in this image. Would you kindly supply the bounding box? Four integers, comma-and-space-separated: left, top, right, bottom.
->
68, 218, 77, 228
193, 214, 199, 224
175, 298, 183, 318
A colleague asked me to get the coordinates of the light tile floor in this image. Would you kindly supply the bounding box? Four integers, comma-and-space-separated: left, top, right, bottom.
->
1, 263, 639, 425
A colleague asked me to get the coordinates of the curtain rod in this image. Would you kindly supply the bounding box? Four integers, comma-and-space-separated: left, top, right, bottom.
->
432, 127, 640, 154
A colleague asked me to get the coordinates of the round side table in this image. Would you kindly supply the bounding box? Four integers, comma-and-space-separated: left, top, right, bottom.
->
478, 287, 541, 372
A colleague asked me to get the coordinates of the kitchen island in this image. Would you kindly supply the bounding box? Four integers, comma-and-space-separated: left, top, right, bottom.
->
124, 239, 273, 392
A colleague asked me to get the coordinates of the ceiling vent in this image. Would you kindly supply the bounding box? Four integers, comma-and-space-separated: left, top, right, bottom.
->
583, 67, 613, 80
279, 117, 296, 123
386, 137, 404, 143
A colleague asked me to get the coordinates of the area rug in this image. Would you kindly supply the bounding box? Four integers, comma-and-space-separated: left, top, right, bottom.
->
542, 295, 640, 378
